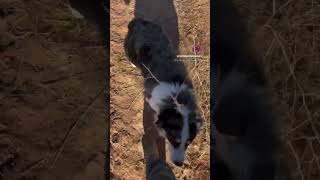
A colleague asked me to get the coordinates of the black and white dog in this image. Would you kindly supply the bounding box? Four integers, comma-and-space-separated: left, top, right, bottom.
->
124, 18, 202, 166
211, 0, 282, 179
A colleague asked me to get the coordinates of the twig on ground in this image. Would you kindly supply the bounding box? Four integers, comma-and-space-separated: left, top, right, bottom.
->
255, 0, 296, 34
49, 86, 106, 169
127, 91, 142, 110
16, 158, 47, 180
288, 142, 305, 180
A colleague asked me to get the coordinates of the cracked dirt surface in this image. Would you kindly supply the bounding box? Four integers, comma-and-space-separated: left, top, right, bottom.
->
0, 0, 106, 180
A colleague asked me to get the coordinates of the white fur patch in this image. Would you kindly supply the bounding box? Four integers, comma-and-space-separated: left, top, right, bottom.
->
146, 82, 188, 116
196, 121, 202, 130
146, 82, 192, 164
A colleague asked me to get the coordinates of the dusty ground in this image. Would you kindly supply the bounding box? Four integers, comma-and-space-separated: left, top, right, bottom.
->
235, 0, 320, 179
0, 0, 106, 180
110, 0, 210, 179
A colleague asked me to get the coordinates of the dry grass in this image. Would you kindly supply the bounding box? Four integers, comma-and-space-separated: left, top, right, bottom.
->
234, 0, 320, 179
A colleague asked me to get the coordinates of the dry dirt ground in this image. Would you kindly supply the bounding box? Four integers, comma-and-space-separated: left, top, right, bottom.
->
0, 0, 106, 180
110, 0, 210, 179
236, 0, 320, 179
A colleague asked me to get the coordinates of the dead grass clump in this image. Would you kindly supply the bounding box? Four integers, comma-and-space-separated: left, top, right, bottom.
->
235, 0, 320, 179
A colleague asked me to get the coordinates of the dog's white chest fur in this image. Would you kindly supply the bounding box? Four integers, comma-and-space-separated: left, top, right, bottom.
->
146, 82, 187, 115
145, 82, 191, 163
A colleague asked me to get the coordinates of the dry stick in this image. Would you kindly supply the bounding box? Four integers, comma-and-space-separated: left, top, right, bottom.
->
41, 69, 103, 84
141, 63, 180, 109
196, 73, 210, 139
288, 142, 305, 180
291, 86, 297, 121
16, 158, 47, 180
267, 25, 297, 81
303, 100, 320, 152
297, 76, 320, 149
312, 0, 316, 76
267, 26, 302, 94
127, 91, 142, 110
292, 12, 320, 27
141, 63, 161, 84
14, 58, 23, 91
305, 158, 314, 180
273, 0, 276, 16
262, 38, 276, 81
263, 38, 276, 64
256, 0, 296, 34
49, 86, 106, 169
308, 139, 320, 174
267, 26, 316, 140
34, 15, 38, 37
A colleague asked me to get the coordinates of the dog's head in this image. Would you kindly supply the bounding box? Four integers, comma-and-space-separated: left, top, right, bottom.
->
157, 106, 201, 166
124, 18, 173, 67
147, 82, 202, 166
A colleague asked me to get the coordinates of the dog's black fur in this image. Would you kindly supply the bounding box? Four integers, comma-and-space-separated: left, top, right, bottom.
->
124, 18, 202, 165
211, 0, 280, 179
124, 18, 191, 88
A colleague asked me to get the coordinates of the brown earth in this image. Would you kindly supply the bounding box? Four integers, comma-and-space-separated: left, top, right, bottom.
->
110, 0, 210, 179
0, 0, 106, 180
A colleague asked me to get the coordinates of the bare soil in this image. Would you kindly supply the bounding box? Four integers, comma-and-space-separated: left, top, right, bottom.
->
0, 0, 106, 180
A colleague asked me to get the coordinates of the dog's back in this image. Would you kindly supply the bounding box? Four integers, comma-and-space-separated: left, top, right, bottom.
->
124, 18, 193, 90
